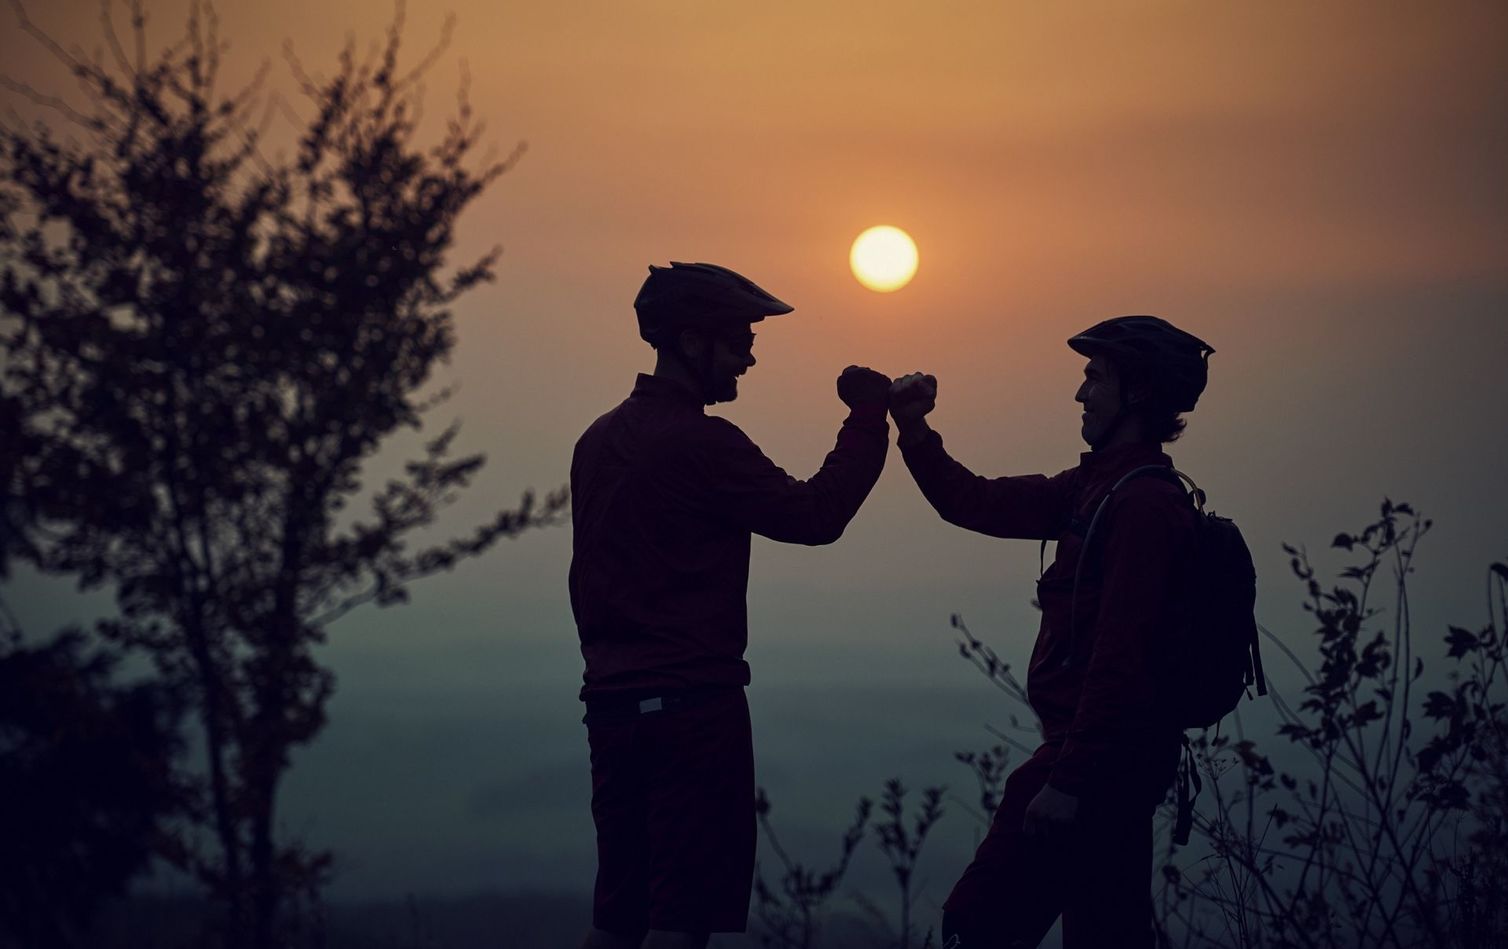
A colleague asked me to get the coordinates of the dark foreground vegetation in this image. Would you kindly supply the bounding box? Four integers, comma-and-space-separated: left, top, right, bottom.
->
752, 501, 1508, 949
40, 498, 1505, 949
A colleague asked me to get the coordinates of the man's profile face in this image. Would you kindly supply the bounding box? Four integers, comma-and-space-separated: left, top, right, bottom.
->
1075, 354, 1123, 447
686, 326, 757, 404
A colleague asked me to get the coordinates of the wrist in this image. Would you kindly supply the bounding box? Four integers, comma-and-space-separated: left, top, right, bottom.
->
844, 399, 889, 427
843, 394, 888, 411
895, 417, 933, 448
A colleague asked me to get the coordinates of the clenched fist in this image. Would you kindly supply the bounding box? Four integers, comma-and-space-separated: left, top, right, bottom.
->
836, 365, 893, 409
888, 372, 937, 423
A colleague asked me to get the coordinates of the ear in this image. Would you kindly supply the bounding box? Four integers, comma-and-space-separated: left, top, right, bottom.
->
1125, 382, 1153, 407
677, 327, 707, 359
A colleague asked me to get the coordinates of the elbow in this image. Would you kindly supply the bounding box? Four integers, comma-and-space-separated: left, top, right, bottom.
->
934, 501, 979, 534
913, 486, 971, 531
801, 519, 847, 546
938, 507, 971, 531
757, 513, 848, 546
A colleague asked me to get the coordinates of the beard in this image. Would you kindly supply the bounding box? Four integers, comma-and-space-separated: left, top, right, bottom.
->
1081, 409, 1124, 449
1080, 418, 1099, 447
705, 372, 740, 404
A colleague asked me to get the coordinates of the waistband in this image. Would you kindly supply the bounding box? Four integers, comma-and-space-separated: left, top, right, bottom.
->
582, 685, 741, 721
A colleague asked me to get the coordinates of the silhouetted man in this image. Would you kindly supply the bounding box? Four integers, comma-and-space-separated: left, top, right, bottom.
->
889, 316, 1215, 949
571, 262, 892, 949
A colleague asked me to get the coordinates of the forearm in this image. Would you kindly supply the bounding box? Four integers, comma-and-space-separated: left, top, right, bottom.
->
802, 404, 890, 537
738, 406, 888, 545
895, 415, 934, 450
899, 430, 1068, 539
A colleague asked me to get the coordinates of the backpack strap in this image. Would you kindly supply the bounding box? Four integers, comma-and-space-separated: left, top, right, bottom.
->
1250, 622, 1269, 698
1063, 464, 1201, 667
1040, 512, 1091, 579
1173, 732, 1202, 846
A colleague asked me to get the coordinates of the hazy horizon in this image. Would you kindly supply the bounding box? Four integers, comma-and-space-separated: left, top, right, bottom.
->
5, 2, 1506, 939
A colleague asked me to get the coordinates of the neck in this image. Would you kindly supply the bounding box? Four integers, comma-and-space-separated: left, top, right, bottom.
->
653, 348, 705, 402
1093, 411, 1155, 452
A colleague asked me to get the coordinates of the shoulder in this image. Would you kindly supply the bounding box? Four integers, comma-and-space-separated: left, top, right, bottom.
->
653, 412, 762, 465
1117, 471, 1189, 504
1048, 465, 1081, 488
697, 413, 753, 441
1107, 474, 1197, 536
573, 403, 622, 455
672, 412, 754, 448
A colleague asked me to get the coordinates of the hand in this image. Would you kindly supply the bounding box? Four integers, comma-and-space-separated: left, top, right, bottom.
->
1022, 784, 1079, 841
888, 372, 937, 423
837, 365, 892, 409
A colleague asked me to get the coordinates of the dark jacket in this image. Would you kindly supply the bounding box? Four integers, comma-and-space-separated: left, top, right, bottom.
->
570, 374, 889, 698
901, 432, 1193, 795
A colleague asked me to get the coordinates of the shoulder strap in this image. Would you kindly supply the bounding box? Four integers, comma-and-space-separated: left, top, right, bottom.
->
1116, 465, 1204, 512
1061, 465, 1203, 667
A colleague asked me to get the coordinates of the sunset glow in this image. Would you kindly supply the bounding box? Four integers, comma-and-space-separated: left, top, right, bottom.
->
3, 0, 1505, 924
850, 225, 919, 292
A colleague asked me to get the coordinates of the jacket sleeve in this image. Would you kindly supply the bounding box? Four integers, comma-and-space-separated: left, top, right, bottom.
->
693, 403, 890, 545
1048, 486, 1190, 795
899, 429, 1075, 540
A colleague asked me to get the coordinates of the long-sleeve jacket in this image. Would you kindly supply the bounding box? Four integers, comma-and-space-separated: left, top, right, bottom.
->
901, 431, 1192, 795
570, 374, 890, 698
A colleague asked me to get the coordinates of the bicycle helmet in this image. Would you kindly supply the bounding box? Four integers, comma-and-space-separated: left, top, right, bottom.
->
634, 262, 793, 345
1067, 315, 1214, 412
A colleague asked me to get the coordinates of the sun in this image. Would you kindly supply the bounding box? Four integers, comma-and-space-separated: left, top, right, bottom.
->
850, 225, 918, 292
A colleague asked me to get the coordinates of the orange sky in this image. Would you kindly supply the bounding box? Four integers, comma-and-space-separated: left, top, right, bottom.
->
5, 0, 1507, 901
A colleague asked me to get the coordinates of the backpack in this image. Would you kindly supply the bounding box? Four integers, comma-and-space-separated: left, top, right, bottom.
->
1068, 463, 1268, 844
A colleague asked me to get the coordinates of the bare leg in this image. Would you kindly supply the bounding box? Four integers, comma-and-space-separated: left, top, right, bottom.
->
642, 931, 710, 949
581, 927, 642, 949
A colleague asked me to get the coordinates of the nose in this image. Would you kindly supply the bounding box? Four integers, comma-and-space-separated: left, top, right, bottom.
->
1075, 380, 1091, 405
744, 352, 756, 369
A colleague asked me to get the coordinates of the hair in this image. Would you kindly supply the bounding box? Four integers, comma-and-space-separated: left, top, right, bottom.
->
1117, 361, 1189, 444
1142, 405, 1188, 444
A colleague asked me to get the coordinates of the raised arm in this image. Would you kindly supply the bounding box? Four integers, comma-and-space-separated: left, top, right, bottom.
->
890, 372, 1075, 540
698, 366, 891, 545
